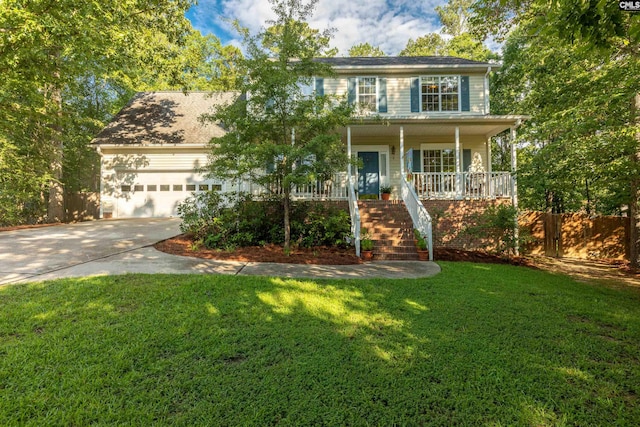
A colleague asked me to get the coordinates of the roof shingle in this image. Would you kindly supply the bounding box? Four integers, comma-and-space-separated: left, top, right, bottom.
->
92, 91, 236, 145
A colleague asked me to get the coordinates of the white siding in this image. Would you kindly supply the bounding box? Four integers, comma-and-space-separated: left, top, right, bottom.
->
324, 73, 488, 116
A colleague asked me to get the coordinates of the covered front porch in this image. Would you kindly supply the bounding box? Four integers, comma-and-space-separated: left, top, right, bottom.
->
343, 116, 523, 202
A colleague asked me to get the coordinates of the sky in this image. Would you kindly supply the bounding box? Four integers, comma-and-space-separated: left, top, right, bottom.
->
185, 0, 449, 56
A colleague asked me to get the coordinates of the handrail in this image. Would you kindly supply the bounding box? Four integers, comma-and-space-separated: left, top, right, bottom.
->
411, 172, 512, 199
401, 175, 433, 261
347, 175, 361, 257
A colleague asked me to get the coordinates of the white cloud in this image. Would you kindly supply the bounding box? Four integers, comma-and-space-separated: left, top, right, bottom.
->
190, 0, 451, 56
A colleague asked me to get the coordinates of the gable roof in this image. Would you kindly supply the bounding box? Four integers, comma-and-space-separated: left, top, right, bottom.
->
313, 56, 499, 73
92, 91, 237, 146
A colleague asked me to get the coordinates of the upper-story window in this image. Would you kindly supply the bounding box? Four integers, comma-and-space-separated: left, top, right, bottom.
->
357, 77, 377, 113
348, 77, 387, 114
421, 76, 460, 112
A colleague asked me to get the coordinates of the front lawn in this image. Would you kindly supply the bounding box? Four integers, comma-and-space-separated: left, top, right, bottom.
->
1, 264, 639, 425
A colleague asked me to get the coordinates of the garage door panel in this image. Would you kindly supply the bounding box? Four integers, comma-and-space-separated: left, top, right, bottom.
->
103, 171, 230, 218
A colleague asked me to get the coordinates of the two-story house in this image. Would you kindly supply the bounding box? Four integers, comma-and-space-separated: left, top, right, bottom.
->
93, 56, 526, 259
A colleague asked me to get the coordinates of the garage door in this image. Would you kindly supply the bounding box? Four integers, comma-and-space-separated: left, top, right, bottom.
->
103, 171, 227, 218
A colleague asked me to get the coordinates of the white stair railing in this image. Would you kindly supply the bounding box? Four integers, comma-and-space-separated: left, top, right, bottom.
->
347, 175, 361, 257
401, 175, 433, 261
411, 172, 512, 199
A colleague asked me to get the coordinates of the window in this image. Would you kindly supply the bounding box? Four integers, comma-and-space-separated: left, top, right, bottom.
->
357, 77, 377, 113
198, 184, 209, 191
421, 76, 459, 112
147, 185, 157, 191
422, 149, 456, 173
133, 185, 144, 192
160, 185, 170, 191
186, 184, 196, 191
212, 184, 222, 191
173, 184, 183, 191
120, 185, 131, 192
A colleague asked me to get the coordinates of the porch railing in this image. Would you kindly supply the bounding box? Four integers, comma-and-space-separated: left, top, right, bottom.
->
410, 172, 512, 200
400, 175, 433, 261
249, 173, 349, 200
347, 174, 361, 257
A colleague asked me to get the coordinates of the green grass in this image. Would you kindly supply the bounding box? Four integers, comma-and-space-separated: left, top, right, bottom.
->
1, 263, 639, 426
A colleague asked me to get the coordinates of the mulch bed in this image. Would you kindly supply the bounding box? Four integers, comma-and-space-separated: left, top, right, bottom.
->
154, 234, 363, 265
155, 234, 537, 267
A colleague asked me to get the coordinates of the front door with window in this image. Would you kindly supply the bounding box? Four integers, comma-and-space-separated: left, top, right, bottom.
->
357, 151, 379, 197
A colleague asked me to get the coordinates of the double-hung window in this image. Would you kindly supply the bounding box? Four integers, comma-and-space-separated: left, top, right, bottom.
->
356, 77, 377, 113
422, 149, 456, 173
421, 76, 460, 112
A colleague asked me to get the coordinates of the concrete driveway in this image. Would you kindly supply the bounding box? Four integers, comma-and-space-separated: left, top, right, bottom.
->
0, 218, 440, 284
0, 219, 183, 284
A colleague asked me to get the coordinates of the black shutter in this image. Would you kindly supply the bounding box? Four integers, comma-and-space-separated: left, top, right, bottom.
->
347, 77, 356, 105
378, 77, 387, 113
410, 77, 420, 112
460, 76, 470, 112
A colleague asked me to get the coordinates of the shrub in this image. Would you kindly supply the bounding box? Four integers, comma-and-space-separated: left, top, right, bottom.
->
178, 192, 352, 250
463, 204, 527, 257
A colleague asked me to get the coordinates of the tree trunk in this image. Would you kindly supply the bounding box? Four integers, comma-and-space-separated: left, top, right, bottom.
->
47, 52, 65, 222
283, 189, 291, 252
630, 93, 640, 268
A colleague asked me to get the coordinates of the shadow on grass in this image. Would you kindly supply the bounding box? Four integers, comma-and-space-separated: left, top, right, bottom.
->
0, 264, 639, 425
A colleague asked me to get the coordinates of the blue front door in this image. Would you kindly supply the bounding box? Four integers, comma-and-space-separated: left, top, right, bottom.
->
358, 152, 379, 196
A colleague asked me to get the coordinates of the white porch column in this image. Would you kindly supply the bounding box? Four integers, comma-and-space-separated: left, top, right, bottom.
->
510, 126, 519, 255
486, 137, 492, 196
400, 126, 405, 177
510, 127, 518, 209
347, 126, 352, 178
455, 126, 461, 198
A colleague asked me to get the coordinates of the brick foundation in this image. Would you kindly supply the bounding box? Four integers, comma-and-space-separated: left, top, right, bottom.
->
421, 199, 512, 251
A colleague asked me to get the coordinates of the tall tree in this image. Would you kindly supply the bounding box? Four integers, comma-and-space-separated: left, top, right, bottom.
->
348, 43, 385, 57
399, 34, 446, 56
204, 0, 353, 252
0, 0, 200, 223
474, 0, 640, 265
435, 0, 473, 36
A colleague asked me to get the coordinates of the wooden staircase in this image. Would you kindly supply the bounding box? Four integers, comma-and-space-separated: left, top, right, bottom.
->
358, 200, 419, 261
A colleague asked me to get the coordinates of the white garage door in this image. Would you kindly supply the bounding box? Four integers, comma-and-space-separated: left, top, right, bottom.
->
103, 171, 227, 218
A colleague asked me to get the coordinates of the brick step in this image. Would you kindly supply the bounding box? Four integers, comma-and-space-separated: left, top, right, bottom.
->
372, 239, 417, 247
373, 253, 420, 261
373, 248, 418, 254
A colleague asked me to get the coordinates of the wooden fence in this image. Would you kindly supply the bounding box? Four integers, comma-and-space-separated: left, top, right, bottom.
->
65, 192, 100, 222
520, 212, 630, 260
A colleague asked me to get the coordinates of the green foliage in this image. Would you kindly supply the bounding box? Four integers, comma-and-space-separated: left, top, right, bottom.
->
1, 268, 640, 424
435, 0, 472, 36
348, 42, 385, 57
399, 33, 447, 56
486, 13, 638, 215
379, 185, 392, 194
0, 0, 241, 225
360, 227, 374, 251
178, 192, 351, 250
399, 32, 496, 62
463, 204, 521, 256
413, 229, 428, 250
177, 190, 226, 240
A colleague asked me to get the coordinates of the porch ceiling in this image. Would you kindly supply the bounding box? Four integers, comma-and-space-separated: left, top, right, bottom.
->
342, 115, 527, 139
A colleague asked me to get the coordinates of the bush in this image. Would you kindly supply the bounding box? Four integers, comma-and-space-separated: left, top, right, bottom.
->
178, 192, 351, 250
463, 204, 524, 257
